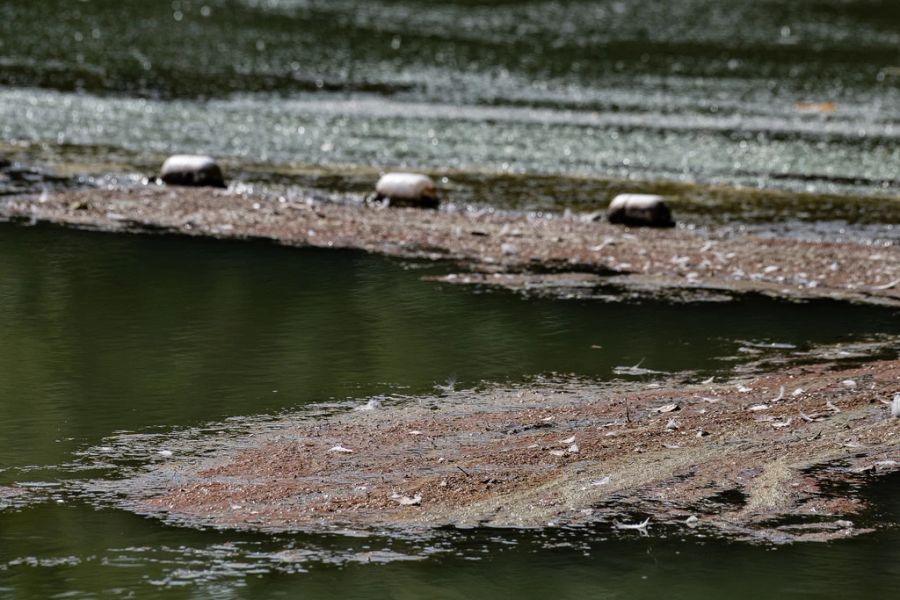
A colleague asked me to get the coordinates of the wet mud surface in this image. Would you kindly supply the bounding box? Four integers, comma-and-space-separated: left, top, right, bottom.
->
84, 345, 899, 544
1, 185, 898, 307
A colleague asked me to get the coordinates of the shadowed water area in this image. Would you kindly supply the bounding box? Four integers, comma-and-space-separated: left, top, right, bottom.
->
1, 0, 899, 597
0, 225, 898, 596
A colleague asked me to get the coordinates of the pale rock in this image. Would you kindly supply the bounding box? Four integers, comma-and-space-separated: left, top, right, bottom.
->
607, 193, 675, 228
160, 155, 226, 188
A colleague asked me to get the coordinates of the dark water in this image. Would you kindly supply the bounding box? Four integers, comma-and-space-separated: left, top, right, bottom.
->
0, 224, 898, 596
1, 1, 899, 596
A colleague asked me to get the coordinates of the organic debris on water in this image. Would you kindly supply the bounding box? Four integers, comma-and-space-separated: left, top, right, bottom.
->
86, 343, 900, 544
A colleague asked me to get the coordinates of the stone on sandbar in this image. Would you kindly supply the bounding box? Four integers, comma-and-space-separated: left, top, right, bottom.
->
374, 172, 439, 208
607, 193, 675, 228
160, 155, 226, 188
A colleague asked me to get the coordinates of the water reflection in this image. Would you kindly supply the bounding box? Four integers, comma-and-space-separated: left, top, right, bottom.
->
1, 473, 898, 598
0, 224, 897, 473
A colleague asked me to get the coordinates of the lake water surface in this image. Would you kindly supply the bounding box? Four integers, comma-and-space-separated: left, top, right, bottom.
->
0, 225, 898, 597
1, 1, 899, 597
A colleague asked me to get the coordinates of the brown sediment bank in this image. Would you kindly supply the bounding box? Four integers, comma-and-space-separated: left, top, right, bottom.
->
100, 351, 898, 543
1, 185, 898, 306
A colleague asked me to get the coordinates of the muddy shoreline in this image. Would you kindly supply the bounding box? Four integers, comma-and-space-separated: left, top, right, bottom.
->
1, 185, 898, 306
84, 346, 899, 543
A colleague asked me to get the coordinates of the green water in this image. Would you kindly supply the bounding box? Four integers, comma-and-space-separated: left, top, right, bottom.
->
0, 224, 898, 597
1, 0, 899, 596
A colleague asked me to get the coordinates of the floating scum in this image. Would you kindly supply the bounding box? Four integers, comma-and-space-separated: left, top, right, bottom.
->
21, 173, 889, 543
5, 184, 897, 307
1, 0, 899, 594
79, 344, 900, 544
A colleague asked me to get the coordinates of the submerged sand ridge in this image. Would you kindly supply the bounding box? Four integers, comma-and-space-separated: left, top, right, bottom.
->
1, 186, 898, 306
82, 347, 900, 544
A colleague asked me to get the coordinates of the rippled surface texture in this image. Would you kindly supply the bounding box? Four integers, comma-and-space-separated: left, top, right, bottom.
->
0, 0, 898, 196
1, 1, 899, 597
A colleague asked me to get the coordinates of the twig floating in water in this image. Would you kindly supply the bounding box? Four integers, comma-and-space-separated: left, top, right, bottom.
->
614, 517, 650, 533
613, 358, 667, 376
355, 397, 382, 411
434, 375, 457, 394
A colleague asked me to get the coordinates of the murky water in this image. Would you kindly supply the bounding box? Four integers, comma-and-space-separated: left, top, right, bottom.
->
1, 1, 899, 596
0, 224, 898, 596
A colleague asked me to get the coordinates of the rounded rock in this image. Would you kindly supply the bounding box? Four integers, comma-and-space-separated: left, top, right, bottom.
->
607, 193, 675, 228
374, 172, 439, 208
160, 155, 226, 188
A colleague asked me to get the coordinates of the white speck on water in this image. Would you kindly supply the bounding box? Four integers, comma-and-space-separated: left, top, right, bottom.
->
355, 397, 382, 411
614, 517, 650, 533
